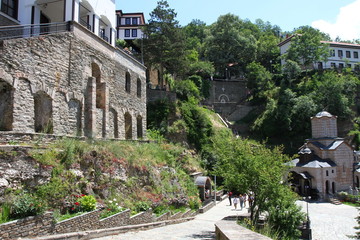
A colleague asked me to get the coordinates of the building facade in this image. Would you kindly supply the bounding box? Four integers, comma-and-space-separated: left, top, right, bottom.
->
116, 10, 145, 40
0, 0, 147, 140
288, 111, 355, 199
279, 35, 360, 71
0, 0, 116, 46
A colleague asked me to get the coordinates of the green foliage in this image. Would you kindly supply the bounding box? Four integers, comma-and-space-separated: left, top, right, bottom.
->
153, 204, 169, 216
11, 193, 46, 219
0, 203, 11, 224
174, 79, 201, 101
209, 130, 304, 239
78, 195, 97, 212
132, 201, 150, 214
100, 198, 125, 219
147, 99, 175, 134
285, 26, 330, 68
180, 102, 213, 151
142, 0, 187, 77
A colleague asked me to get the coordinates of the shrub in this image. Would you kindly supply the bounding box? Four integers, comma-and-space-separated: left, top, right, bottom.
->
11, 193, 46, 219
0, 203, 11, 224
78, 195, 97, 212
100, 198, 125, 219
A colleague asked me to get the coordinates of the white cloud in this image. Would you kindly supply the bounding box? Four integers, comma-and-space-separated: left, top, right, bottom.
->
312, 0, 360, 41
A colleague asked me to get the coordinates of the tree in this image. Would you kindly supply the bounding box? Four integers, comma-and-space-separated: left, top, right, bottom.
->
205, 14, 257, 77
142, 0, 187, 79
210, 129, 304, 239
285, 26, 330, 69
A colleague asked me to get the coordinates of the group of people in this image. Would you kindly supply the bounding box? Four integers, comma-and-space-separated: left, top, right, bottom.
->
228, 191, 253, 210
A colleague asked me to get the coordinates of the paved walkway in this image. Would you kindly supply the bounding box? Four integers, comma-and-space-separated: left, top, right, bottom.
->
297, 200, 358, 240
93, 198, 246, 240
93, 199, 358, 240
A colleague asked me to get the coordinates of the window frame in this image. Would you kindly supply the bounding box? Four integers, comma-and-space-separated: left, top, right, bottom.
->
132, 17, 138, 25
131, 29, 137, 37
124, 29, 130, 37
125, 17, 131, 25
1, 0, 18, 19
338, 50, 343, 58
346, 50, 351, 58
354, 51, 359, 59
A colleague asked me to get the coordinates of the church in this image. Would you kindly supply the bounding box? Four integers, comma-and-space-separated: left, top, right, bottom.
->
288, 111, 355, 199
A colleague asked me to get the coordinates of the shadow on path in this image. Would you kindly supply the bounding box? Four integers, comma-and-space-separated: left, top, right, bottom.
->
186, 231, 215, 240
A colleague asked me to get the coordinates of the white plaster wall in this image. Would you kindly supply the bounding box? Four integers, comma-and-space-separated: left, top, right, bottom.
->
85, 0, 116, 28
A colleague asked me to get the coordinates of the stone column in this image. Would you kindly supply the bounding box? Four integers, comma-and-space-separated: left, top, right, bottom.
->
84, 76, 96, 138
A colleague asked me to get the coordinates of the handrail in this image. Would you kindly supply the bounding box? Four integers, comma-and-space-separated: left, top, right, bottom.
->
0, 22, 71, 40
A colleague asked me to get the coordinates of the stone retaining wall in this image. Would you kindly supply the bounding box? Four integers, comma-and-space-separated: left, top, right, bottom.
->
0, 207, 193, 239
0, 212, 53, 239
215, 220, 271, 240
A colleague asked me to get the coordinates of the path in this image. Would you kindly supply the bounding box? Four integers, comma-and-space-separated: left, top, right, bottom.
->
297, 200, 358, 240
93, 198, 247, 240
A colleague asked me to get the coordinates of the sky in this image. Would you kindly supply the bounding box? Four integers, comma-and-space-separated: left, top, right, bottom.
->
116, 0, 360, 41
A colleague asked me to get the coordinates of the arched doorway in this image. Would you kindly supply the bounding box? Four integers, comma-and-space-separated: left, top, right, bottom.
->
124, 112, 132, 140
34, 91, 53, 133
0, 80, 14, 131
325, 180, 330, 194
332, 182, 336, 194
356, 176, 359, 188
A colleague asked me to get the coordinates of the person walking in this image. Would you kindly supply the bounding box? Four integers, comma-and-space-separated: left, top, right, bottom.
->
233, 195, 239, 210
228, 191, 233, 206
239, 194, 244, 210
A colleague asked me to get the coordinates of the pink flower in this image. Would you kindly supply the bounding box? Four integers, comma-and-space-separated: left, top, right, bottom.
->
75, 202, 80, 206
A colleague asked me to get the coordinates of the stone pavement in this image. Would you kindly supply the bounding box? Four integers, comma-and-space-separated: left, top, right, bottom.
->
297, 200, 358, 240
93, 198, 247, 240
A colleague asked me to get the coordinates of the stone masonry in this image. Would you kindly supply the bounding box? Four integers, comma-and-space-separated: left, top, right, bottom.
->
0, 22, 146, 140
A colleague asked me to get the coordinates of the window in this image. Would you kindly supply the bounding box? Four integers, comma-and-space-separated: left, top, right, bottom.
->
137, 78, 141, 98
1, 0, 18, 19
338, 50, 343, 58
354, 51, 359, 59
132, 17, 138, 25
125, 72, 131, 93
331, 62, 336, 68
347, 64, 352, 68
330, 49, 335, 57
332, 170, 334, 173
132, 29, 137, 37
326, 170, 329, 176
355, 65, 360, 71
124, 29, 130, 37
125, 17, 131, 25
339, 63, 344, 68
346, 51, 351, 58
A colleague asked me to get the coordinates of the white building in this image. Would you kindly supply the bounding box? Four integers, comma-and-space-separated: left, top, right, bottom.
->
279, 35, 360, 71
0, 0, 117, 46
116, 10, 145, 40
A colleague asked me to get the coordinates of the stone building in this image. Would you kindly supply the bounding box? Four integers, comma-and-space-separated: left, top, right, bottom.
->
288, 111, 355, 198
0, 1, 147, 140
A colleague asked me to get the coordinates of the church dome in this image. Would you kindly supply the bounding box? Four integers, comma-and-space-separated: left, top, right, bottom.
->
315, 111, 332, 118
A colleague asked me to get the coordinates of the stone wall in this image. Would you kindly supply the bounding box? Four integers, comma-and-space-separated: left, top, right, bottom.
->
0, 22, 146, 140
203, 79, 249, 119
0, 212, 53, 239
215, 220, 271, 240
147, 88, 176, 103
0, 207, 195, 239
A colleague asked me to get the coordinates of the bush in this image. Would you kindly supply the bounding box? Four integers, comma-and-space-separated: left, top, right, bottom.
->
100, 198, 125, 219
78, 195, 97, 212
11, 193, 46, 219
0, 203, 11, 223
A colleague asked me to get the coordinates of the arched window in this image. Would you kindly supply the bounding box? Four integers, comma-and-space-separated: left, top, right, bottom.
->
0, 80, 14, 131
92, 63, 105, 109
125, 72, 131, 93
137, 78, 141, 98
34, 91, 53, 133
124, 112, 132, 140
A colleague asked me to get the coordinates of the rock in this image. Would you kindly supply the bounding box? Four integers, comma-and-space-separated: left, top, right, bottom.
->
0, 178, 9, 188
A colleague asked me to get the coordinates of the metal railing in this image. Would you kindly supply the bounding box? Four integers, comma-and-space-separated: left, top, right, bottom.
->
0, 22, 71, 40
79, 19, 91, 31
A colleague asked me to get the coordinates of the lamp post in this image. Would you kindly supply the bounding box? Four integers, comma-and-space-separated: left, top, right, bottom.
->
214, 175, 217, 205
304, 185, 312, 240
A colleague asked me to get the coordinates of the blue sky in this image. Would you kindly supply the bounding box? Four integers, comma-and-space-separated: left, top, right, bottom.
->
116, 0, 360, 41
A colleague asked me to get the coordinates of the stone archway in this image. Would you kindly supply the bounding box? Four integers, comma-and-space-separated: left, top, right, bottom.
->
124, 112, 132, 140
0, 80, 14, 131
109, 108, 119, 138
325, 180, 330, 194
34, 91, 53, 133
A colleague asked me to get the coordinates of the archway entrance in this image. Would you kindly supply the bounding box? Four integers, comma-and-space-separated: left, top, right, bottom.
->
0, 80, 14, 131
325, 180, 330, 194
34, 91, 53, 133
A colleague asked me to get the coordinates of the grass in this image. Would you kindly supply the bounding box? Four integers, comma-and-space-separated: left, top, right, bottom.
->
342, 201, 360, 207
54, 211, 85, 222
